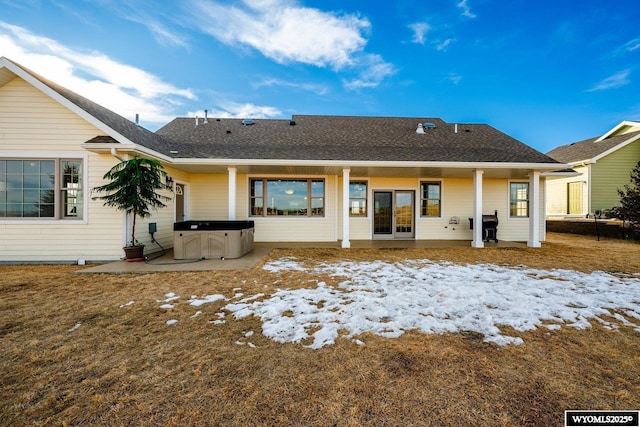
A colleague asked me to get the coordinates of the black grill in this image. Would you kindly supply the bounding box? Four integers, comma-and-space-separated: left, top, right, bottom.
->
469, 210, 499, 243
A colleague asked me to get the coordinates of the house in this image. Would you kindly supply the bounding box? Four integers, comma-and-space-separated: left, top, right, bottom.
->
546, 121, 640, 217
0, 57, 567, 263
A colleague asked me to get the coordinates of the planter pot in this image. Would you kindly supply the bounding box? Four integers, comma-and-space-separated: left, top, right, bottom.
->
123, 245, 145, 262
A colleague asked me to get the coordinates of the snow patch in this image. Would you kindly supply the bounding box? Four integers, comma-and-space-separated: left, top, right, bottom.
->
221, 258, 640, 349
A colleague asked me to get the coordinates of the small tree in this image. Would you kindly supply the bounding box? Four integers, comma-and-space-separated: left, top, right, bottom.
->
93, 157, 172, 247
612, 160, 640, 236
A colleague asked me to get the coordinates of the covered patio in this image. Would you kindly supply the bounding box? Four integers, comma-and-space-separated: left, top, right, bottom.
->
78, 239, 526, 274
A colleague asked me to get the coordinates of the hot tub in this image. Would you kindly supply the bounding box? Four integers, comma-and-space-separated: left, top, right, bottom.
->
173, 220, 254, 260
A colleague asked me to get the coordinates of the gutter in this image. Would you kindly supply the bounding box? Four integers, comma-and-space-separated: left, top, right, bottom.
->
110, 147, 125, 161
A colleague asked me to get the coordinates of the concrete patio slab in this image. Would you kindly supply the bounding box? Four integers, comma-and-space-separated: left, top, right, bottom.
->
77, 240, 525, 274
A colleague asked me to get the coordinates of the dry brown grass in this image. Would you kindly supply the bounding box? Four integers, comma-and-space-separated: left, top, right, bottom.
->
1, 233, 639, 426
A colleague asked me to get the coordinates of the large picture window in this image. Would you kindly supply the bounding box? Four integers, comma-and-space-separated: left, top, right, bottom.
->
0, 159, 83, 219
420, 181, 441, 217
349, 181, 367, 216
510, 182, 529, 217
250, 178, 324, 217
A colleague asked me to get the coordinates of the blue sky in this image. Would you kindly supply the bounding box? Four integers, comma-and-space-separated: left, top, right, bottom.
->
1, 0, 639, 153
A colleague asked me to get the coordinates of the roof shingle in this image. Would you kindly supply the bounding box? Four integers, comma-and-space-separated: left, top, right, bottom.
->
156, 115, 560, 164
546, 131, 640, 163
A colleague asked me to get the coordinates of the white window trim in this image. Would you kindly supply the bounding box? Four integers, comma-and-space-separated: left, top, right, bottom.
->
419, 178, 444, 219
348, 178, 369, 218
508, 180, 530, 220
0, 153, 88, 225
247, 174, 328, 219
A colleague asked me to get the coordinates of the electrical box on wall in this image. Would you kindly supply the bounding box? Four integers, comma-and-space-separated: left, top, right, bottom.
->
149, 222, 157, 233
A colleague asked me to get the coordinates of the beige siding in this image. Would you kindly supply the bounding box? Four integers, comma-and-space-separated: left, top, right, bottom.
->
545, 165, 588, 216
0, 77, 178, 261
188, 173, 229, 219
591, 141, 640, 212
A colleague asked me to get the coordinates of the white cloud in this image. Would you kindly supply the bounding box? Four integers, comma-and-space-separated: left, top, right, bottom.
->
196, 102, 283, 119
0, 22, 196, 126
254, 78, 329, 95
409, 22, 431, 45
457, 0, 476, 19
624, 37, 640, 53
588, 69, 631, 92
126, 15, 188, 48
188, 0, 370, 69
436, 38, 455, 51
446, 73, 462, 85
187, 0, 392, 88
342, 54, 396, 91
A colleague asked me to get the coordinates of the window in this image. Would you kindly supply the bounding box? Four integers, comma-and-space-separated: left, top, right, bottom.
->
420, 181, 441, 217
0, 159, 83, 219
510, 182, 529, 217
250, 178, 324, 217
349, 181, 367, 216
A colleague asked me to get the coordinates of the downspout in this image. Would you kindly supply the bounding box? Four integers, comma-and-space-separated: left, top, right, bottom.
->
586, 164, 592, 216
111, 147, 125, 162
110, 147, 128, 253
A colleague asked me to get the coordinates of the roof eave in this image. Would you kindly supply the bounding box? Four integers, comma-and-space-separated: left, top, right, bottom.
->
81, 143, 175, 163
595, 120, 640, 142
162, 157, 567, 170
541, 170, 581, 178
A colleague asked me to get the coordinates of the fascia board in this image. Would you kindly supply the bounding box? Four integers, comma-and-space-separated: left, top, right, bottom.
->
595, 120, 640, 142
541, 170, 581, 177
81, 143, 175, 163
165, 158, 568, 171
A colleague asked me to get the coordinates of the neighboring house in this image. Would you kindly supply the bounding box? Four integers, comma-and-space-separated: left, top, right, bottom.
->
546, 121, 640, 218
0, 57, 567, 262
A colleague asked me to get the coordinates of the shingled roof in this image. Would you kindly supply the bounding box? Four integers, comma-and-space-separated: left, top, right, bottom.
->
155, 115, 560, 164
1, 57, 563, 166
547, 130, 640, 164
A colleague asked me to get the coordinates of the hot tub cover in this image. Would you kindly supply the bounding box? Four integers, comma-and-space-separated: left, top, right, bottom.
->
173, 220, 255, 231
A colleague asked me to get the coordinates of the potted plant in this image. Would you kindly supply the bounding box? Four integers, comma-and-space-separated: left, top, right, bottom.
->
93, 156, 172, 261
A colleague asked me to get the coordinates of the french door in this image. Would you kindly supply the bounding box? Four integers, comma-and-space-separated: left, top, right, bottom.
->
373, 190, 415, 239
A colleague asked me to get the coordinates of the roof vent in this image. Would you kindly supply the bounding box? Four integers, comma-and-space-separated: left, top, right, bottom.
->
204, 109, 208, 124
289, 120, 296, 126
195, 116, 199, 128
423, 122, 436, 129
416, 123, 425, 134
242, 119, 255, 126
226, 130, 231, 134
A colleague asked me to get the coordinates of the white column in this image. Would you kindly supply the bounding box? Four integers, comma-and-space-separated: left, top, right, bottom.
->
471, 169, 484, 248
528, 170, 541, 248
228, 167, 237, 220
341, 168, 351, 248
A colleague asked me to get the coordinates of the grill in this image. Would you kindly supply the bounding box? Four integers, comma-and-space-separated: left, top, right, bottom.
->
468, 210, 499, 243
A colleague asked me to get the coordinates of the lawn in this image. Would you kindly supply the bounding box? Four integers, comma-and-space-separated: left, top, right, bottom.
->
1, 233, 639, 426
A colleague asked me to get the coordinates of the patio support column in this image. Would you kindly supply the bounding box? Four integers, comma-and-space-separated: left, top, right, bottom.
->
528, 170, 541, 248
228, 167, 237, 220
472, 169, 484, 248
341, 168, 351, 248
